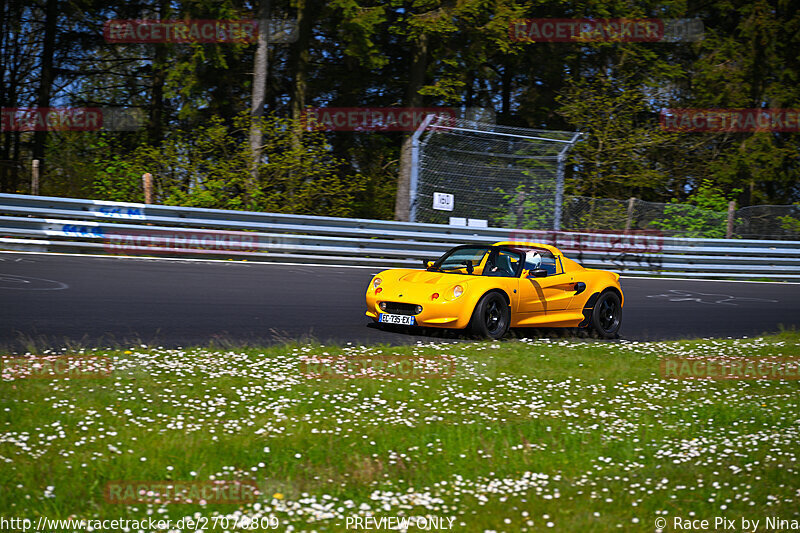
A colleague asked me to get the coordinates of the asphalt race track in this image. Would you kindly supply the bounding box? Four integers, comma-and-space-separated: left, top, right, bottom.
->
1, 251, 799, 350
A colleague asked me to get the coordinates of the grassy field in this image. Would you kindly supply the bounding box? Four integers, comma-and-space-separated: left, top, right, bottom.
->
2, 331, 799, 532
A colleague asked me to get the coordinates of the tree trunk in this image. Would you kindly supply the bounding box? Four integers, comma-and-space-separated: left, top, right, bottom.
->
289, 0, 315, 125
501, 63, 511, 121
287, 0, 315, 203
0, 4, 14, 193
148, 1, 169, 145
249, 0, 271, 196
148, 44, 166, 145
32, 0, 58, 166
11, 125, 21, 193
394, 32, 428, 222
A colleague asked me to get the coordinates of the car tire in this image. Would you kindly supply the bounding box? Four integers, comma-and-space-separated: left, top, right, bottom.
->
470, 292, 511, 339
591, 291, 622, 339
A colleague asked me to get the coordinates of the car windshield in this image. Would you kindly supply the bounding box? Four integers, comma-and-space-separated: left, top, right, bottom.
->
434, 246, 490, 272
431, 246, 523, 277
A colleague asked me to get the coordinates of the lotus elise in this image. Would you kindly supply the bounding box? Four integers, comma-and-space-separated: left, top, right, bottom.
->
365, 241, 623, 339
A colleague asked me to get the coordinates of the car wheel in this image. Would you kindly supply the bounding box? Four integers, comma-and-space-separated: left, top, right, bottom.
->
591, 291, 622, 338
470, 292, 511, 339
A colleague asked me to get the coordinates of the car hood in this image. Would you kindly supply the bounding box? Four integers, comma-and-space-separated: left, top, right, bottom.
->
397, 270, 472, 284
375, 269, 476, 302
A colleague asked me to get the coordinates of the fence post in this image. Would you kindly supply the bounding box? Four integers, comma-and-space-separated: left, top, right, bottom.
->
553, 154, 565, 231
553, 132, 581, 231
31, 160, 40, 195
726, 200, 736, 238
408, 113, 436, 223
142, 173, 153, 204
624, 197, 636, 231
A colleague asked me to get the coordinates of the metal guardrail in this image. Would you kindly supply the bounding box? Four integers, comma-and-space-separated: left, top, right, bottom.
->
1, 193, 799, 279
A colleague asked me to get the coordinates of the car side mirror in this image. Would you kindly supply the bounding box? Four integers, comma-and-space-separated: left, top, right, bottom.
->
465, 259, 474, 274
528, 269, 548, 278
423, 259, 435, 269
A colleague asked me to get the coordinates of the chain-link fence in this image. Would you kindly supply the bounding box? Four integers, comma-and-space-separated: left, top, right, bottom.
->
558, 197, 800, 240
411, 115, 580, 228
735, 204, 800, 240
411, 116, 799, 240
561, 196, 731, 238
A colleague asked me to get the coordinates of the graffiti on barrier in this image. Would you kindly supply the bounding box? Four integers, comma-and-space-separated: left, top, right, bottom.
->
508, 229, 664, 271
647, 290, 778, 306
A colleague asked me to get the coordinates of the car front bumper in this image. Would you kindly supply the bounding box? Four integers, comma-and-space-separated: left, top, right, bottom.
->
365, 294, 471, 329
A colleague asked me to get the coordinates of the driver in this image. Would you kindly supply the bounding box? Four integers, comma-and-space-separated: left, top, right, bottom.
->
525, 250, 542, 271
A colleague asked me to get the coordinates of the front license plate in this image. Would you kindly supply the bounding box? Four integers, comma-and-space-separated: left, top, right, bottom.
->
379, 313, 416, 326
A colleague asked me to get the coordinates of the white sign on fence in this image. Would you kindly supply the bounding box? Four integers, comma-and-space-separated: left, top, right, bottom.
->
433, 192, 454, 211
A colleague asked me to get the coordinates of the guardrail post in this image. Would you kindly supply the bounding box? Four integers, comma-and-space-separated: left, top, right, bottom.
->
142, 173, 153, 204
31, 160, 40, 195
726, 200, 736, 238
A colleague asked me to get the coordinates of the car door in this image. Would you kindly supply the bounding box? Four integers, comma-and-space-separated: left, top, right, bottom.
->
515, 256, 579, 316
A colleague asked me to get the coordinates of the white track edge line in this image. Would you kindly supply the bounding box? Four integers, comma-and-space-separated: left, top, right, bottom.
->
0, 250, 381, 270
2, 250, 799, 284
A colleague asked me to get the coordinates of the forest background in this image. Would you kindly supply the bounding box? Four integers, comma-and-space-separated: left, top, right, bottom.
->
1, 0, 798, 229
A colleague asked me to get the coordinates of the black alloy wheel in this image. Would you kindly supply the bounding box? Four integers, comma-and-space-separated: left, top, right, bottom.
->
591, 291, 622, 338
470, 292, 511, 339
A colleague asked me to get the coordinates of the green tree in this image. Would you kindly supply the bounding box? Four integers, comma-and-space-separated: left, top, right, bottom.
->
93, 113, 364, 217
558, 73, 677, 199
649, 179, 741, 238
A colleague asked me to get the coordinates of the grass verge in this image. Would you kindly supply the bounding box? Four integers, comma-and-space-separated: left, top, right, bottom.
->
2, 331, 799, 531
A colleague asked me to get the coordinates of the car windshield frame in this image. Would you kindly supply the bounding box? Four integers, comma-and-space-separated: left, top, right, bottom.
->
428, 245, 525, 277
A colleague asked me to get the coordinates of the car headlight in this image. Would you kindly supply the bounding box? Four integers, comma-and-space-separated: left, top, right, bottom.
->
373, 278, 382, 290
453, 285, 464, 299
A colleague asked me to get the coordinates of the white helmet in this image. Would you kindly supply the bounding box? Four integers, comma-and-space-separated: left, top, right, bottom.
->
525, 250, 542, 270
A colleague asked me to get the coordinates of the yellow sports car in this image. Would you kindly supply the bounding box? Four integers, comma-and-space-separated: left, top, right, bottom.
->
365, 241, 623, 339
